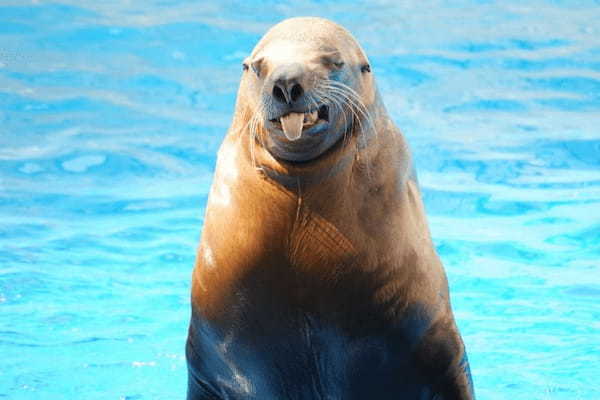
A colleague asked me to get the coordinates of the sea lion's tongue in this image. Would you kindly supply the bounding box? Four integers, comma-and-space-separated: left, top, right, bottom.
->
280, 112, 304, 141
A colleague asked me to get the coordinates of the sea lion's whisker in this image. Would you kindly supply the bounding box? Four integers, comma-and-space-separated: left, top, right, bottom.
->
320, 82, 374, 132
248, 103, 268, 169
317, 83, 372, 129
321, 79, 375, 124
318, 90, 347, 141
236, 109, 258, 168
315, 88, 354, 153
248, 115, 258, 168
319, 86, 370, 143
318, 83, 376, 178
254, 105, 268, 154
313, 88, 346, 129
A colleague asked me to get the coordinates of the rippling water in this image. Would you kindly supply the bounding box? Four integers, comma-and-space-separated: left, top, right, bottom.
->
1, 1, 599, 399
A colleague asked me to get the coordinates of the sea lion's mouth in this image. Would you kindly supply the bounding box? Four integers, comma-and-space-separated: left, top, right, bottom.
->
269, 105, 329, 141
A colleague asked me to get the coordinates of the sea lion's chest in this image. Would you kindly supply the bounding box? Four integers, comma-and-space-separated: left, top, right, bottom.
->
187, 292, 439, 400
189, 218, 443, 399
187, 138, 451, 398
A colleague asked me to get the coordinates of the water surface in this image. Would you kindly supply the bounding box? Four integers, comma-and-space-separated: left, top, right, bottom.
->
1, 1, 599, 399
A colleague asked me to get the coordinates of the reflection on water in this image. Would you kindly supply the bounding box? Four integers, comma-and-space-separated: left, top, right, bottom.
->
1, 1, 599, 399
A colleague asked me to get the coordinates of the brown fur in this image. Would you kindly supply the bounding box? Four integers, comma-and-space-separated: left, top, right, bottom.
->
187, 17, 474, 400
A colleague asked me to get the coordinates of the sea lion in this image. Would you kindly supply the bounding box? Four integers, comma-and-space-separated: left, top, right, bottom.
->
186, 17, 475, 400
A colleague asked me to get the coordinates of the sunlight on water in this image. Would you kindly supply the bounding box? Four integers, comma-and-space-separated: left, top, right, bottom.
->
1, 1, 599, 399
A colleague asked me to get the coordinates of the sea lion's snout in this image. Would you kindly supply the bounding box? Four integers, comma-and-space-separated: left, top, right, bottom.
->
266, 63, 329, 141
271, 63, 306, 106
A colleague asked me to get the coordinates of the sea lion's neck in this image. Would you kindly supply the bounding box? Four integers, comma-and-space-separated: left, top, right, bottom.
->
250, 140, 356, 195
233, 113, 413, 233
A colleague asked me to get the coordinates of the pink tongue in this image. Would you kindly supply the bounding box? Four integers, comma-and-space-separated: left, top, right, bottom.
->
280, 112, 304, 141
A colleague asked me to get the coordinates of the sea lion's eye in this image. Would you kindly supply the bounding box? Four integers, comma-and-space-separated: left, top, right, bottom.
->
321, 54, 343, 69
242, 63, 249, 71
361, 64, 371, 73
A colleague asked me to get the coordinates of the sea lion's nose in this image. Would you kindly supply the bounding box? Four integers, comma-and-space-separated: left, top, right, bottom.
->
271, 64, 305, 105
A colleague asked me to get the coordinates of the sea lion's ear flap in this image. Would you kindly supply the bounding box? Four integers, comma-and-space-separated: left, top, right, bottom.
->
251, 57, 264, 77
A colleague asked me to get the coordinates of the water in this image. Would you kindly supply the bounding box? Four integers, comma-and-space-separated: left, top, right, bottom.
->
1, 1, 599, 399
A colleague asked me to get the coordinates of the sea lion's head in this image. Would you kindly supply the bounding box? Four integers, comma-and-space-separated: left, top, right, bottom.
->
237, 17, 376, 163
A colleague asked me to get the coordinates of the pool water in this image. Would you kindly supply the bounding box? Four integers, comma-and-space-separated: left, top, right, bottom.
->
1, 1, 599, 399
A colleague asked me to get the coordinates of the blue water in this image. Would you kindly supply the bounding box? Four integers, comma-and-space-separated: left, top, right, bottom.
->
1, 1, 599, 399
